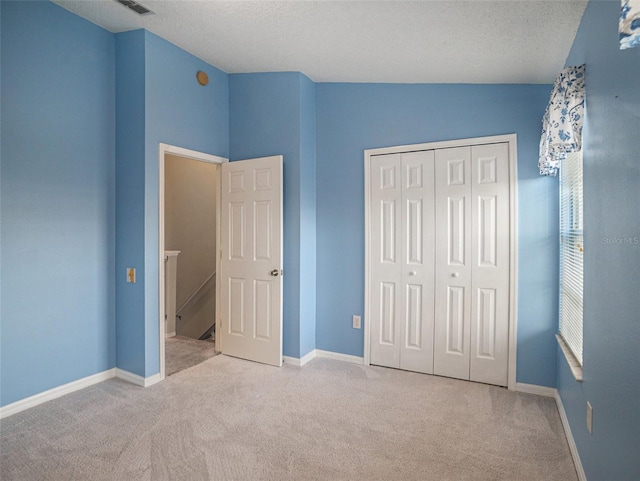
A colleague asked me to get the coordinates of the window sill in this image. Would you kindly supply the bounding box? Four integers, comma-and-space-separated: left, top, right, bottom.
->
556, 334, 583, 382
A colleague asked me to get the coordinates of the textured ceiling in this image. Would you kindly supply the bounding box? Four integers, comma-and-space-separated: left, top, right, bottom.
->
53, 0, 588, 84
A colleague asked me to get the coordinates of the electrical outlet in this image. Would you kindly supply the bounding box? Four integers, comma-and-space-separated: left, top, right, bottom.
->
352, 315, 361, 329
587, 401, 593, 434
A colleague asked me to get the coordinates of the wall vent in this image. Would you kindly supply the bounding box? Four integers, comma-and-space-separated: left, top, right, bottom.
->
115, 0, 154, 16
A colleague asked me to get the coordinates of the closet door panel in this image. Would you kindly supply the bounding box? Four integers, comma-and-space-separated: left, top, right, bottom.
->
470, 143, 510, 386
370, 154, 402, 368
400, 151, 435, 374
434, 147, 472, 381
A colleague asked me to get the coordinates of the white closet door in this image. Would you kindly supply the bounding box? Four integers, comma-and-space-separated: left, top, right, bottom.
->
470, 143, 510, 386
370, 154, 403, 368
369, 141, 511, 386
400, 151, 435, 374
434, 147, 472, 381
370, 151, 435, 373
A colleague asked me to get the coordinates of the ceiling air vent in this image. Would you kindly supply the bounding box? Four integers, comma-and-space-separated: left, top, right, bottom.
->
115, 0, 154, 16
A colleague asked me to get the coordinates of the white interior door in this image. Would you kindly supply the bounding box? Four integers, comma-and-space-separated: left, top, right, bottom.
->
470, 143, 510, 386
370, 151, 435, 374
220, 155, 283, 367
434, 147, 472, 381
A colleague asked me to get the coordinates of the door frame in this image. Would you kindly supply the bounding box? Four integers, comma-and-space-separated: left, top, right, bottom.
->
363, 134, 519, 390
158, 143, 228, 381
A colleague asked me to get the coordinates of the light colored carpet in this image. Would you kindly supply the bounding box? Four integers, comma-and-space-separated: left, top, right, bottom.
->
0, 356, 577, 481
165, 335, 218, 377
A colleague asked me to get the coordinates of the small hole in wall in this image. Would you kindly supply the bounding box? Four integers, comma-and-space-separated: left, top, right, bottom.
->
196, 71, 209, 86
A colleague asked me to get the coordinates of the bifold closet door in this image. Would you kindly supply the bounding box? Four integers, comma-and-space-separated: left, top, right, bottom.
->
433, 147, 473, 381
370, 151, 435, 374
469, 143, 510, 386
370, 153, 402, 368
401, 151, 436, 373
433, 143, 510, 386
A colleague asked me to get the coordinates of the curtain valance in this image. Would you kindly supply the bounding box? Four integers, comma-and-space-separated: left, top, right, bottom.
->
620, 0, 640, 49
538, 65, 586, 177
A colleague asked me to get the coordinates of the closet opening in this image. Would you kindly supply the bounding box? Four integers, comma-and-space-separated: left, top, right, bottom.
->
363, 135, 519, 389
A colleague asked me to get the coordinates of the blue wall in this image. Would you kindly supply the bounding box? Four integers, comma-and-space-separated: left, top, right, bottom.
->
558, 1, 640, 479
1, 1, 232, 397
1, 0, 3, 392
229, 72, 317, 358
114, 30, 147, 376
143, 31, 229, 376
229, 73, 303, 358
298, 75, 317, 356
315, 83, 558, 387
1, 1, 115, 405
115, 30, 229, 377
1, 0, 569, 408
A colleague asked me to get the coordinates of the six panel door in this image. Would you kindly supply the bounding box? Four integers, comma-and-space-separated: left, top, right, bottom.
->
470, 143, 510, 386
433, 146, 473, 381
370, 153, 402, 369
220, 156, 283, 367
370, 151, 436, 374
400, 151, 436, 374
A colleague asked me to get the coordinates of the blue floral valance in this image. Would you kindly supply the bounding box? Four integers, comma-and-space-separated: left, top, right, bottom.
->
620, 0, 640, 49
538, 65, 586, 177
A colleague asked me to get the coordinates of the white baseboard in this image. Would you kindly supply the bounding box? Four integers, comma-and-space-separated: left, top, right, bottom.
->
165, 332, 176, 338
283, 349, 317, 366
282, 355, 302, 366
495, 382, 587, 480
115, 368, 163, 387
299, 349, 317, 366
144, 373, 163, 387
283, 349, 364, 366
514, 382, 556, 398
555, 390, 587, 481
315, 349, 364, 365
0, 366, 165, 420
0, 368, 116, 419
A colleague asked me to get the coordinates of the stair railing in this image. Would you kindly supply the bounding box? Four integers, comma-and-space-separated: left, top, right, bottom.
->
176, 270, 216, 319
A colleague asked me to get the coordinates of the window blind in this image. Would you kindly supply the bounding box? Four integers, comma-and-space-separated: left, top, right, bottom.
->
559, 150, 584, 365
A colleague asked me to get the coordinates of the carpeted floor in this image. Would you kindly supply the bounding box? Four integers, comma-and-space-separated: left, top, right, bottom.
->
165, 335, 218, 376
0, 356, 577, 481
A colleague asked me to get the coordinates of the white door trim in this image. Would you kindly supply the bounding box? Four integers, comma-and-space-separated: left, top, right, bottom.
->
364, 134, 519, 390
158, 143, 228, 382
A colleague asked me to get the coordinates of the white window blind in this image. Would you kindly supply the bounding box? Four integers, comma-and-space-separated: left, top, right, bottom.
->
559, 150, 584, 365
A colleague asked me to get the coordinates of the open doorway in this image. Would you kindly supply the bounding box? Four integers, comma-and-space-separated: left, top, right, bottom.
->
158, 144, 227, 379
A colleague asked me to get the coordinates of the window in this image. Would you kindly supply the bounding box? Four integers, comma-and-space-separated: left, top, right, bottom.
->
559, 150, 584, 365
